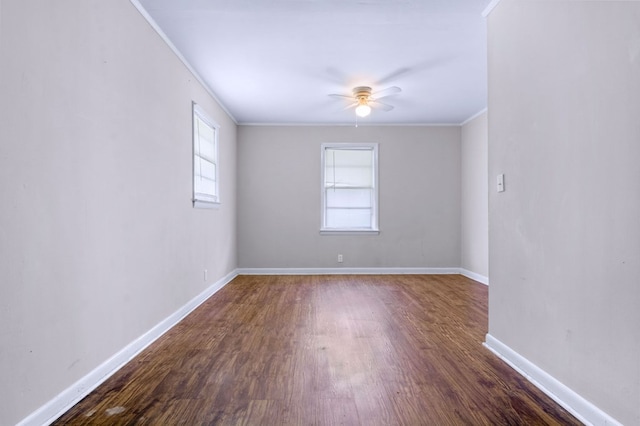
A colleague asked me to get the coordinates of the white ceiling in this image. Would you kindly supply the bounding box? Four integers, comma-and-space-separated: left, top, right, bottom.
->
135, 0, 490, 125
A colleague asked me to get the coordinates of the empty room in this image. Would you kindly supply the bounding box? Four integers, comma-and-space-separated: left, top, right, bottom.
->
0, 0, 638, 425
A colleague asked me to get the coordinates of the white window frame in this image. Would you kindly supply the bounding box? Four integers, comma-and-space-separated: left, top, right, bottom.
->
192, 102, 220, 209
320, 143, 379, 235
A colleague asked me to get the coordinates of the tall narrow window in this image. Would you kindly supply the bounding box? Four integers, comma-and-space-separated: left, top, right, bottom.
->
192, 103, 219, 208
321, 143, 379, 233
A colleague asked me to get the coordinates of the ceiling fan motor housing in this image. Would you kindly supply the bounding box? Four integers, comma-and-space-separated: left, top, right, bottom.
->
353, 86, 372, 102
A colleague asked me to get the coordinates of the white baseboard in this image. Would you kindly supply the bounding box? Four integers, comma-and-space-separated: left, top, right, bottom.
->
237, 267, 462, 275
19, 269, 238, 426
460, 268, 489, 285
484, 334, 622, 426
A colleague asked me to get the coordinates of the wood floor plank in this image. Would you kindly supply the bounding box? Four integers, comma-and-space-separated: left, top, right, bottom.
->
53, 275, 581, 425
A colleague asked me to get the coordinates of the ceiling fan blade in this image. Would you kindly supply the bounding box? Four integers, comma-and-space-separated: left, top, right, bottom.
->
370, 100, 394, 112
328, 93, 353, 100
376, 68, 411, 86
371, 86, 401, 100
342, 102, 358, 110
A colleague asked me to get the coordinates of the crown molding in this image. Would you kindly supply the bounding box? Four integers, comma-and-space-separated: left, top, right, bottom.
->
128, 0, 238, 125
482, 0, 503, 17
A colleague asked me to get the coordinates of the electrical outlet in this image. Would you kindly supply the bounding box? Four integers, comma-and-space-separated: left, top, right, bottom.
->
204, 269, 208, 281
497, 174, 505, 192
338, 254, 343, 263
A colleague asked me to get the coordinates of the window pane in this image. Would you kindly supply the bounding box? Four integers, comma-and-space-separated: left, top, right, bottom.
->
195, 176, 217, 198
195, 159, 216, 194
325, 148, 372, 167
196, 118, 214, 143
326, 208, 372, 228
198, 139, 215, 162
324, 148, 373, 188
326, 188, 372, 208
198, 158, 216, 181
327, 166, 372, 188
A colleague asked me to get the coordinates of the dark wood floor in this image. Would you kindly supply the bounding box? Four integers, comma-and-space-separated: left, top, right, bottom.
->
54, 275, 581, 425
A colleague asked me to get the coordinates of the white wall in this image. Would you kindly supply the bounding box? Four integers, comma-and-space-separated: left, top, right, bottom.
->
0, 1, 237, 424
461, 111, 488, 280
237, 125, 461, 269
487, 1, 640, 424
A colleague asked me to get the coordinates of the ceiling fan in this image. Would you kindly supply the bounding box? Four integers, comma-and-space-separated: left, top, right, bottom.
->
329, 86, 401, 118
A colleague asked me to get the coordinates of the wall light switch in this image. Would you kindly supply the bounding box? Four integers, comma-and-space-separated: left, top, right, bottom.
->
497, 174, 505, 192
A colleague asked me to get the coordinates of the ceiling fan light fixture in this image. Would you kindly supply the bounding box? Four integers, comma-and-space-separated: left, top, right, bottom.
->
329, 85, 399, 119
355, 103, 371, 117
353, 86, 373, 117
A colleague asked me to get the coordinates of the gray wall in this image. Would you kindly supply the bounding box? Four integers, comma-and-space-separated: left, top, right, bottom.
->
488, 1, 640, 424
461, 111, 488, 279
0, 1, 237, 424
238, 125, 461, 269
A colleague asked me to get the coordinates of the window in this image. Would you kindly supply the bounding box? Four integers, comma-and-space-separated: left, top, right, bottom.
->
321, 143, 379, 234
192, 103, 219, 208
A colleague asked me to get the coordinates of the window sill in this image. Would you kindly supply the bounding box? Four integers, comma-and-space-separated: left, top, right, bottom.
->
320, 229, 380, 236
193, 199, 221, 209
